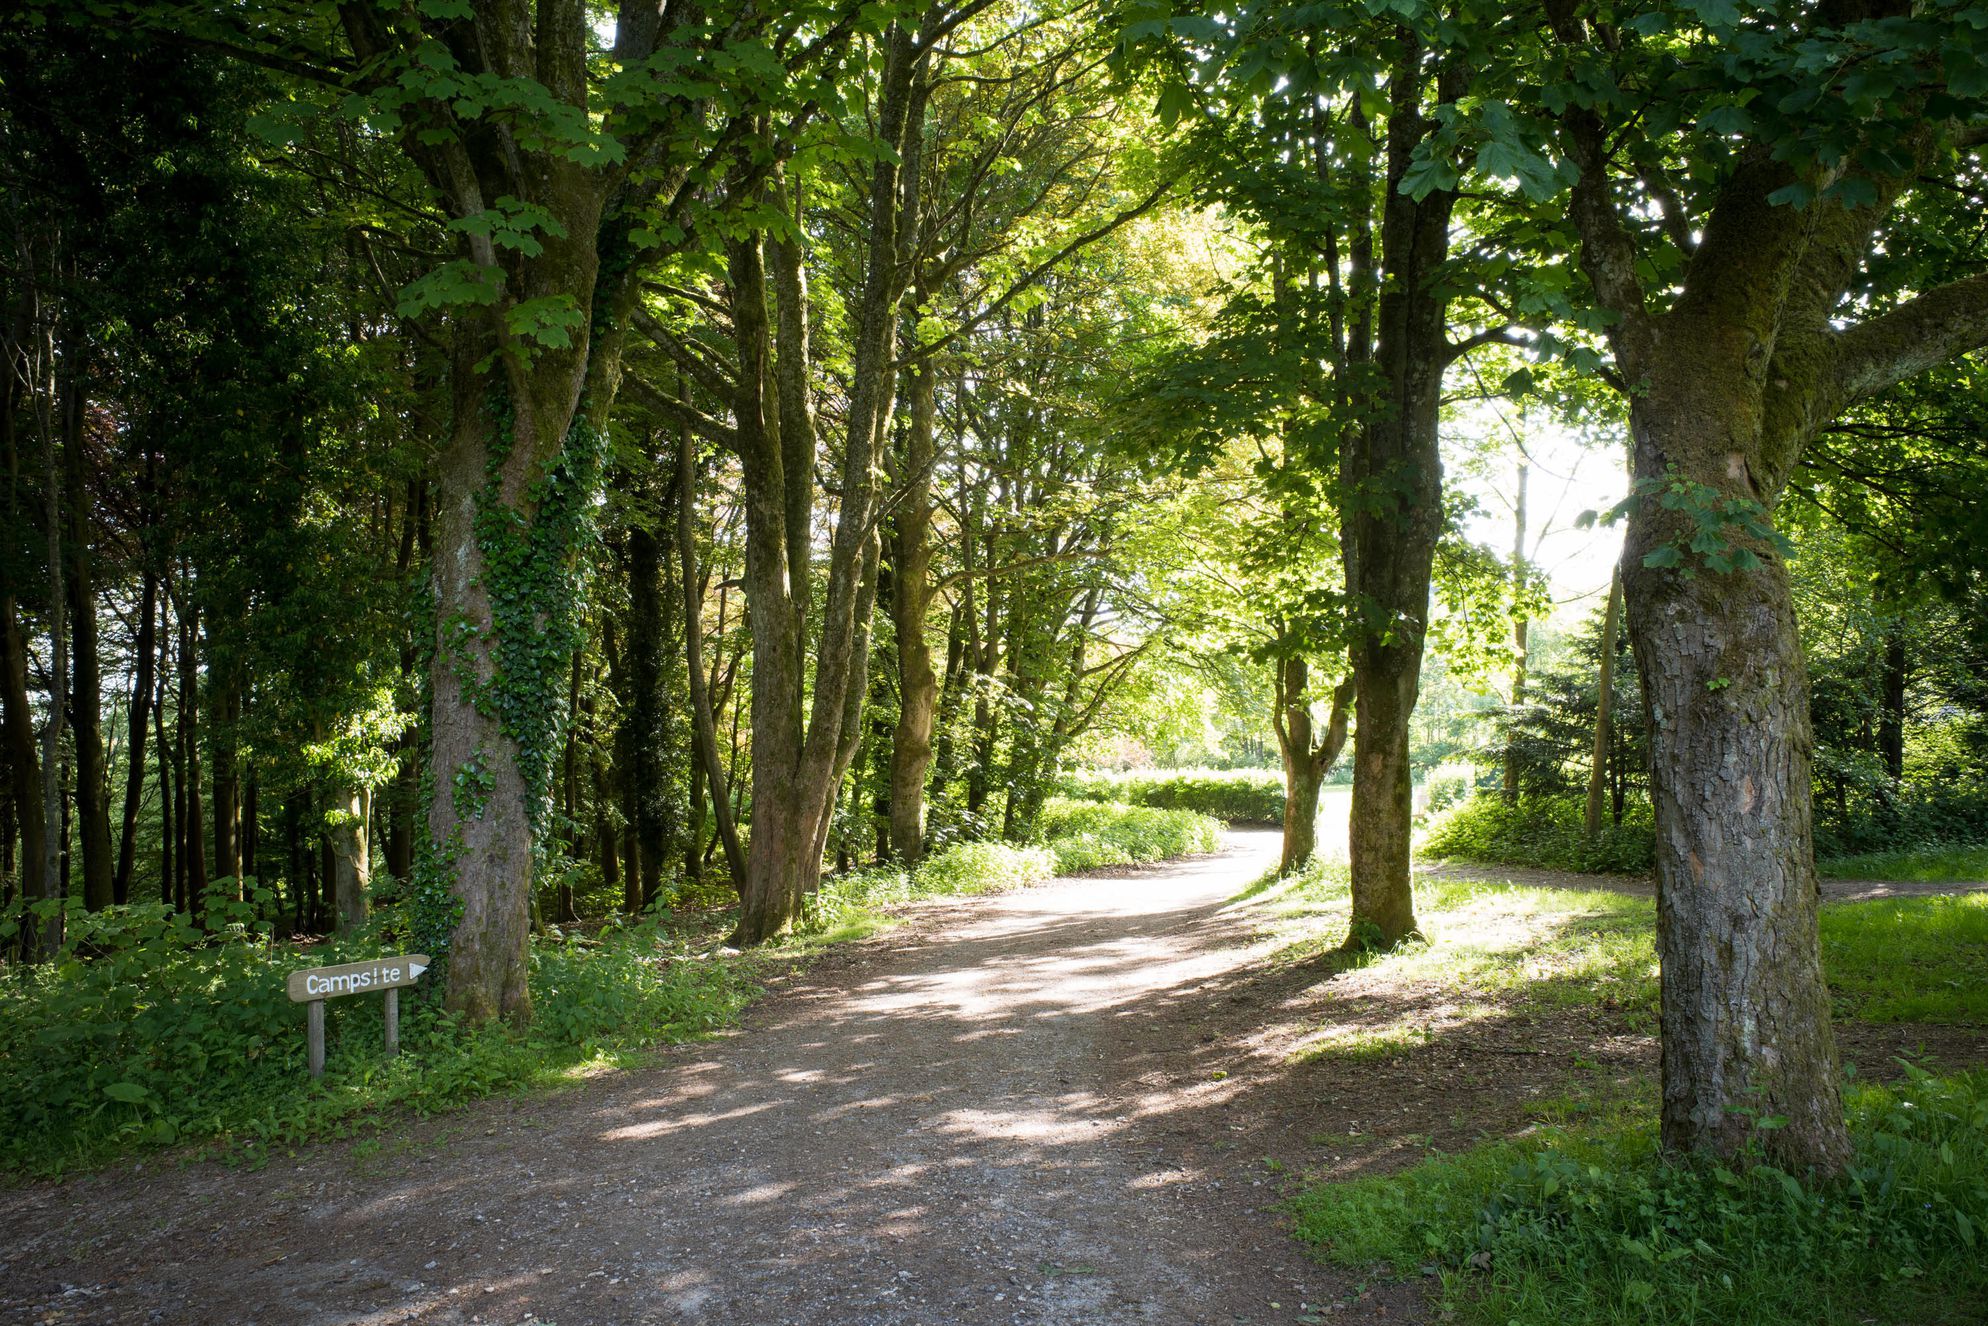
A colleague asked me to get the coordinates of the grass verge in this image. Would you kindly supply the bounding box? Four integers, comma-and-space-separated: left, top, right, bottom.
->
1818, 844, 1988, 884
1291, 1067, 1988, 1326
1255, 864, 1987, 1059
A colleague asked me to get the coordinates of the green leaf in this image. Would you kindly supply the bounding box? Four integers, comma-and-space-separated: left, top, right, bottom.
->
103, 1081, 150, 1105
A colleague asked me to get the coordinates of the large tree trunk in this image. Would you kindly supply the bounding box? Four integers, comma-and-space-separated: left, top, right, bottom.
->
1340, 48, 1458, 951
733, 31, 927, 941
887, 346, 939, 862
425, 364, 550, 1023
1624, 395, 1848, 1172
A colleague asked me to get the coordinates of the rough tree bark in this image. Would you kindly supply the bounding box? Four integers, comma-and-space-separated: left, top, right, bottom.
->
1547, 0, 1988, 1164
332, 1, 767, 1021
724, 23, 930, 942
1340, 43, 1462, 950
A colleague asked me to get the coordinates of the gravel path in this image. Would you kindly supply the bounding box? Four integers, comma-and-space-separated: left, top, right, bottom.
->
1, 830, 1396, 1326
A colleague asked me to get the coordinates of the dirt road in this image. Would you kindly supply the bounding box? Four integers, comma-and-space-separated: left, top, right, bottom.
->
1, 831, 1411, 1326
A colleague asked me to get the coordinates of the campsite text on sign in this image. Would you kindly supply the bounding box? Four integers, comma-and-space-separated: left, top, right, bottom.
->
286, 956, 430, 1004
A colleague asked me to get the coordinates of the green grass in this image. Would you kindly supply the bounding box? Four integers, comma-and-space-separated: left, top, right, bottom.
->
1258, 864, 1661, 1032
1818, 892, 1988, 1024
1291, 1068, 1988, 1326
1257, 863, 1988, 1058
1818, 844, 1988, 883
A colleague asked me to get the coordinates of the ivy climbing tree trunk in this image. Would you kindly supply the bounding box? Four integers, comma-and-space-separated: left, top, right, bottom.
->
322, 0, 842, 1021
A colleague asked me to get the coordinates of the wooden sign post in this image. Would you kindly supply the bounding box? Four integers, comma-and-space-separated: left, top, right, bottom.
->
287, 955, 431, 1079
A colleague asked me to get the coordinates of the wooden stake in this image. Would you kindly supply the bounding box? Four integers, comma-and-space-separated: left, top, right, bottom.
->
383, 986, 399, 1058
307, 998, 325, 1079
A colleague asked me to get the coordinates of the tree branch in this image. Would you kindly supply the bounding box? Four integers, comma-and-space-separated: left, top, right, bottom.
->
1828, 272, 1988, 417
621, 372, 738, 451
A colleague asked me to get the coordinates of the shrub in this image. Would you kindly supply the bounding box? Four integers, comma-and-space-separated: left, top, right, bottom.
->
1038, 797, 1224, 872
811, 840, 1058, 934
1061, 767, 1285, 823
1292, 1067, 1988, 1326
1422, 762, 1475, 817
0, 900, 751, 1175
1419, 794, 1655, 875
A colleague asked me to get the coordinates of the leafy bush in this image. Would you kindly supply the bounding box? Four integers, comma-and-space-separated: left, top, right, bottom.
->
1062, 766, 1285, 823
1422, 762, 1476, 816
1292, 1067, 1988, 1326
1037, 797, 1224, 871
0, 900, 751, 1175
811, 840, 1058, 935
1420, 794, 1655, 875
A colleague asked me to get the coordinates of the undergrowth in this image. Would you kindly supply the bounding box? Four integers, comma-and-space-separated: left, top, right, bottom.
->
0, 900, 750, 1177
1418, 794, 1656, 875
1061, 766, 1286, 824
0, 800, 1223, 1176
1291, 1066, 1988, 1326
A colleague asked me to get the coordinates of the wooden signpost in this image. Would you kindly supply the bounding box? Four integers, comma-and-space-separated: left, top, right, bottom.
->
286, 955, 431, 1078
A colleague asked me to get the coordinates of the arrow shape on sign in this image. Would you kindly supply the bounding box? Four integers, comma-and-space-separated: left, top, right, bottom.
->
408, 959, 428, 979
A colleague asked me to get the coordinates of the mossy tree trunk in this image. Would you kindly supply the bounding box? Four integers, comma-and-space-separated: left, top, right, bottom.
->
1547, 12, 1988, 1162
1340, 43, 1463, 951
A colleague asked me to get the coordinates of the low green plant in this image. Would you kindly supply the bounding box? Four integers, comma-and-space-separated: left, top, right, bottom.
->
0, 901, 751, 1176
808, 840, 1059, 940
1420, 794, 1656, 874
1291, 1067, 1988, 1326
1061, 766, 1285, 823
1037, 797, 1224, 871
